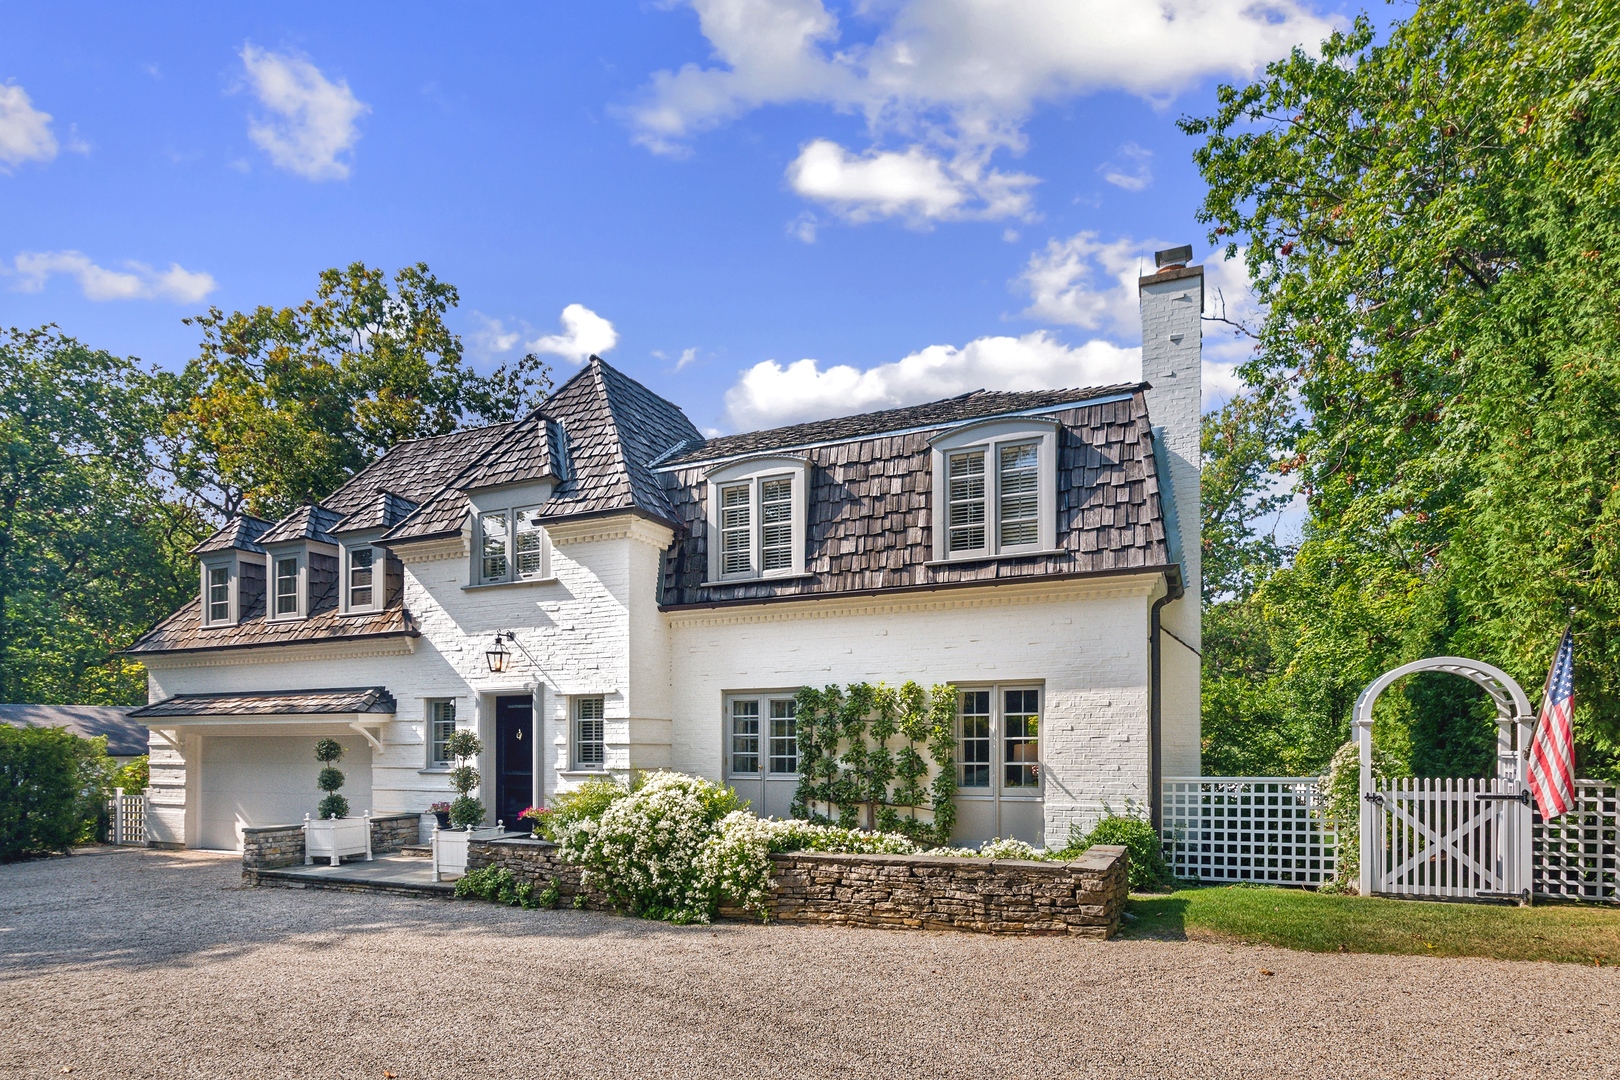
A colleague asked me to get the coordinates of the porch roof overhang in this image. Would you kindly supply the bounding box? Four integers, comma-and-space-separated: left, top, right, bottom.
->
131, 688, 396, 751
129, 686, 396, 720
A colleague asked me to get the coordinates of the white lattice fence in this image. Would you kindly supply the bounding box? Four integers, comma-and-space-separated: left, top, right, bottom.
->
1533, 781, 1618, 903
1161, 777, 1337, 885
107, 791, 147, 846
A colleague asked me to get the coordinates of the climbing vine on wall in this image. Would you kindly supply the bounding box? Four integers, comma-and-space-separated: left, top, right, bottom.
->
792, 681, 958, 845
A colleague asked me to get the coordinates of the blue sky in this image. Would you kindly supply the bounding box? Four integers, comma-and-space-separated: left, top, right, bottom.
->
1, 1, 1353, 436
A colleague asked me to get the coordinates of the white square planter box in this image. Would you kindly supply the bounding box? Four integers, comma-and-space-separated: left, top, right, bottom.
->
304, 813, 372, 867
432, 825, 508, 882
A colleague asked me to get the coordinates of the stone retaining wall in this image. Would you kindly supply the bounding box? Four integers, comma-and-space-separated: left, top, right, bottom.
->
241, 813, 425, 874
469, 838, 1128, 937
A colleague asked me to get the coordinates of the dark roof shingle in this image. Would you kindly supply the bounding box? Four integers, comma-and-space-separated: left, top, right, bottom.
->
191, 516, 271, 555
0, 704, 147, 757
126, 598, 415, 656
258, 503, 343, 546
130, 686, 396, 718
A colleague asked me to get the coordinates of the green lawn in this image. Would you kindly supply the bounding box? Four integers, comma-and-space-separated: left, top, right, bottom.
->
1125, 885, 1620, 964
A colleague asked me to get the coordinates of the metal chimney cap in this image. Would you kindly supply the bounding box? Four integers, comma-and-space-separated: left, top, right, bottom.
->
1154, 245, 1194, 269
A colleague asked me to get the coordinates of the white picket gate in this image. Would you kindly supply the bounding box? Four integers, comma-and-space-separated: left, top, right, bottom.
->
108, 791, 147, 846
1364, 776, 1529, 899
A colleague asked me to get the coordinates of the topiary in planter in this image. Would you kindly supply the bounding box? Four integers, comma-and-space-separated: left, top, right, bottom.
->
445, 729, 485, 827
314, 738, 349, 819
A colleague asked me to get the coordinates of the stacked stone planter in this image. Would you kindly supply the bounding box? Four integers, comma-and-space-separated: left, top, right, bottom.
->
467, 837, 1129, 937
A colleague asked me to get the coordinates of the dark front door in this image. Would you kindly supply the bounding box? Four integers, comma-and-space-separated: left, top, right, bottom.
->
494, 695, 533, 830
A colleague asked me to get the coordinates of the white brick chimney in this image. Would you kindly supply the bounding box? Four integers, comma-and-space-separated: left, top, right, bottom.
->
1139, 245, 1202, 779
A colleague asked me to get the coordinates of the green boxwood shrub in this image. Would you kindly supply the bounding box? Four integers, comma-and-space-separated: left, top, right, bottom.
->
0, 725, 113, 860
314, 738, 349, 819
1060, 809, 1171, 892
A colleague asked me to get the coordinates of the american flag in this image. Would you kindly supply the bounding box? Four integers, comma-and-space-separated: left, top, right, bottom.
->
1528, 627, 1577, 821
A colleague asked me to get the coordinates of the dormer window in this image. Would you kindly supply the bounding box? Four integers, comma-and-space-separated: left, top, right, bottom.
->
270, 552, 306, 620
705, 456, 809, 583
346, 546, 376, 611
931, 419, 1058, 562
474, 506, 551, 585
203, 561, 235, 626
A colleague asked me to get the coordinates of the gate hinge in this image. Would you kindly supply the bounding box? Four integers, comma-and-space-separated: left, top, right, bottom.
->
1475, 791, 1531, 806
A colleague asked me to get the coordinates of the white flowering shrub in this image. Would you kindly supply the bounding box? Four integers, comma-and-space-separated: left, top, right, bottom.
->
557, 771, 741, 924
554, 770, 1057, 924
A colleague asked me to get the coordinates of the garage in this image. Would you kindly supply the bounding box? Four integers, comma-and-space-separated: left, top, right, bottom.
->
197, 732, 373, 851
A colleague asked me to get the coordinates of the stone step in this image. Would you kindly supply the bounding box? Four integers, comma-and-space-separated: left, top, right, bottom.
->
399, 844, 432, 858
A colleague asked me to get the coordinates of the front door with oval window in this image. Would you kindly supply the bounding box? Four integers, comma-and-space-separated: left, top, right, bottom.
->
495, 695, 533, 830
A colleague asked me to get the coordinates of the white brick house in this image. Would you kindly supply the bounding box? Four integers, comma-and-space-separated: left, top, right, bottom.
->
129, 253, 1205, 851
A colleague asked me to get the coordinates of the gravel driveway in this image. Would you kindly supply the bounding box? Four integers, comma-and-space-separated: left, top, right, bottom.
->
2, 848, 1616, 1080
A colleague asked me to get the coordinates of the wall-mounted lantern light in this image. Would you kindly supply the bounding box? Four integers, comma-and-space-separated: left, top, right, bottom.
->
485, 633, 511, 674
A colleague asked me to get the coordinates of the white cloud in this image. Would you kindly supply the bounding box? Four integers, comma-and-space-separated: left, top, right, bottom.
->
1018, 231, 1157, 334
724, 331, 1138, 429
0, 83, 58, 168
11, 251, 216, 303
629, 0, 1339, 223
675, 347, 699, 371
786, 138, 1035, 224
1016, 230, 1262, 407
467, 312, 525, 358
527, 304, 618, 364
240, 45, 368, 181
1099, 142, 1152, 191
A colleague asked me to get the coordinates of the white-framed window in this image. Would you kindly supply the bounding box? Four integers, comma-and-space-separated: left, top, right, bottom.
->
268, 551, 305, 620
475, 506, 550, 585
930, 419, 1058, 561
573, 696, 605, 770
202, 560, 235, 626
428, 699, 457, 768
956, 685, 1042, 795
725, 693, 798, 778
346, 546, 377, 612
704, 456, 810, 582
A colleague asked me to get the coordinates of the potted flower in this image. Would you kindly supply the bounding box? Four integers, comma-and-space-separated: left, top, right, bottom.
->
519, 805, 552, 839
429, 801, 452, 830
304, 738, 372, 866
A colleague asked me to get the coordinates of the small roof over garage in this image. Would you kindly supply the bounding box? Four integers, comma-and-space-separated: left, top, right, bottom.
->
130, 687, 397, 719
0, 704, 147, 757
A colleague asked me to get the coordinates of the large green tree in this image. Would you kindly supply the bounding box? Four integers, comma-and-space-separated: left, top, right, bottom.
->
0, 327, 199, 704
1187, 0, 1620, 779
164, 262, 550, 519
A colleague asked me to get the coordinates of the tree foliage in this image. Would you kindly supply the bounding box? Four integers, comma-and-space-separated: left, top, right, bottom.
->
1187, 0, 1620, 778
164, 262, 550, 519
0, 326, 200, 704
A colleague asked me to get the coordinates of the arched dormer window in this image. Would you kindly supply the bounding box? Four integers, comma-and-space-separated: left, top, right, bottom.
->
704, 455, 810, 583
929, 417, 1059, 562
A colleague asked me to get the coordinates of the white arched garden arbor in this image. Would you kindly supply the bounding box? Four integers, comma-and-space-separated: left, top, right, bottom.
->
1353, 657, 1536, 899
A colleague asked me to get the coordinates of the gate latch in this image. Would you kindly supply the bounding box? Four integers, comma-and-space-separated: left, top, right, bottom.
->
1475, 790, 1531, 806
1362, 792, 1385, 806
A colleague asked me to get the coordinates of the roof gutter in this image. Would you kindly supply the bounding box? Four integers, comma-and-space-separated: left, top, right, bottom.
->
1147, 567, 1185, 833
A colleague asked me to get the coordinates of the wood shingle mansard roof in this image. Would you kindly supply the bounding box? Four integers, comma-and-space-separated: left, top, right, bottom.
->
130, 358, 1175, 655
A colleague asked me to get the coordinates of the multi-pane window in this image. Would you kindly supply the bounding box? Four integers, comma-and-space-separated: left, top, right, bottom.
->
947, 450, 987, 553
206, 564, 231, 624
760, 478, 794, 572
730, 698, 760, 775
956, 686, 1041, 793
998, 444, 1040, 548
429, 700, 456, 767
514, 508, 545, 579
1003, 689, 1040, 788
574, 696, 605, 770
348, 547, 374, 610
480, 511, 508, 582
768, 698, 798, 773
932, 425, 1054, 562
719, 484, 752, 576
273, 556, 299, 617
958, 690, 992, 788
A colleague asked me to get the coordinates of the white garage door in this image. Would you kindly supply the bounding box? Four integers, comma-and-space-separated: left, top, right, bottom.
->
197, 734, 373, 851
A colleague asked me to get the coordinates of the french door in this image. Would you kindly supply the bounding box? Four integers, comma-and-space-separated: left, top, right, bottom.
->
953, 685, 1043, 846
